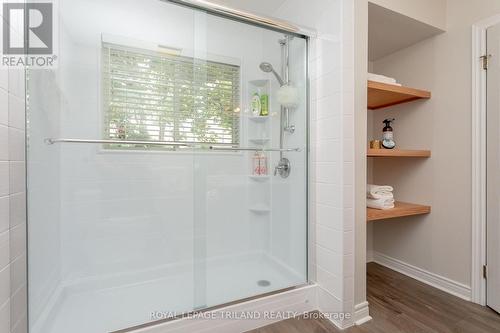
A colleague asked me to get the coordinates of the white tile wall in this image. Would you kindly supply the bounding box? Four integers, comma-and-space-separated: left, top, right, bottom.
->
0, 265, 10, 310
0, 126, 8, 161
0, 90, 7, 126
0, 301, 9, 333
7, 96, 24, 131
0, 163, 8, 197
275, 0, 356, 328
0, 67, 27, 333
8, 162, 25, 195
0, 231, 9, 269
7, 129, 24, 162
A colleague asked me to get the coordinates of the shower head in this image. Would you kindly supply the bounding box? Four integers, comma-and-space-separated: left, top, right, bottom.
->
259, 62, 285, 86
259, 62, 274, 73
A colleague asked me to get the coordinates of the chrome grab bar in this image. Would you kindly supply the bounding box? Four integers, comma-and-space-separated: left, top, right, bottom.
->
209, 146, 301, 152
44, 138, 190, 147
44, 138, 302, 152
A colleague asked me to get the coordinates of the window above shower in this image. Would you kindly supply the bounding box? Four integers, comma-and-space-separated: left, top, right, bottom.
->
101, 41, 241, 150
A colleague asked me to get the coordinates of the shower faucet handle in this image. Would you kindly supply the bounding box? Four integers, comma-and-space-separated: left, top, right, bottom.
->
274, 164, 283, 176
274, 158, 291, 178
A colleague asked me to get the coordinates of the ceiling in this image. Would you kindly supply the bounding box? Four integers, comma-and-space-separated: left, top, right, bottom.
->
203, 0, 287, 16
201, 1, 445, 62
369, 2, 444, 61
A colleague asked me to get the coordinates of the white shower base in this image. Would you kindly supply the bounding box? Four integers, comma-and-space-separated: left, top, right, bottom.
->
35, 253, 304, 333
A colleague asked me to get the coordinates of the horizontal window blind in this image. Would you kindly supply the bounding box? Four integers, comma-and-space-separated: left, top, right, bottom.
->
102, 43, 240, 149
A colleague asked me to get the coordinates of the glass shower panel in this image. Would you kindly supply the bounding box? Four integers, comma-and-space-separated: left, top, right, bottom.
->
26, 1, 308, 333
27, 1, 200, 332
192, 11, 308, 309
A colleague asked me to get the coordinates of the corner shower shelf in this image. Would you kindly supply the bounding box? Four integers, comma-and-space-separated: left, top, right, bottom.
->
367, 201, 431, 222
249, 204, 271, 214
368, 80, 431, 110
248, 116, 270, 122
367, 149, 431, 158
249, 175, 270, 182
249, 138, 270, 145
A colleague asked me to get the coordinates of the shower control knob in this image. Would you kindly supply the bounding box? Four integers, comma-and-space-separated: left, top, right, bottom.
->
274, 158, 291, 178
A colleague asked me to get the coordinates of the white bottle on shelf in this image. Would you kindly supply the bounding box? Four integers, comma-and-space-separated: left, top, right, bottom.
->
251, 92, 262, 116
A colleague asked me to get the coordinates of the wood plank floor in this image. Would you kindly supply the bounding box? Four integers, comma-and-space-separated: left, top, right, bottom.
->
247, 263, 500, 333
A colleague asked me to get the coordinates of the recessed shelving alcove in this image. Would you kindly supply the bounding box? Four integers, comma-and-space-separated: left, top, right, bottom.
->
367, 81, 432, 222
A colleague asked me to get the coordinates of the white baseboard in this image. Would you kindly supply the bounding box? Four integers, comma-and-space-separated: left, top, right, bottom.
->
373, 252, 471, 301
316, 286, 354, 329
353, 301, 372, 325
366, 250, 374, 263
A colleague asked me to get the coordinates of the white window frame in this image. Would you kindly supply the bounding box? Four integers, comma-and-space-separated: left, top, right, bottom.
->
98, 34, 243, 155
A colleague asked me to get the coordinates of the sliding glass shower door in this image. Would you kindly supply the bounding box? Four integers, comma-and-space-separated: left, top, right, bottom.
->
26, 1, 308, 332
190, 8, 308, 311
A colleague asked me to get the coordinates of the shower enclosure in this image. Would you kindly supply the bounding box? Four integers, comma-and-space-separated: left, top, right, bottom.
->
26, 1, 308, 332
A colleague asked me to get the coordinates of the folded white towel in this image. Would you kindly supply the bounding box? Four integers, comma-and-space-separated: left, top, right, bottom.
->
367, 73, 402, 86
367, 198, 395, 210
368, 73, 396, 83
367, 184, 394, 200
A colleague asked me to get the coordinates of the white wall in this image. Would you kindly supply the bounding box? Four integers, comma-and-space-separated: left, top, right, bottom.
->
275, 0, 356, 328
0, 66, 28, 333
366, 62, 374, 264
353, 0, 369, 316
0, 5, 29, 333
369, 0, 500, 296
368, 0, 447, 31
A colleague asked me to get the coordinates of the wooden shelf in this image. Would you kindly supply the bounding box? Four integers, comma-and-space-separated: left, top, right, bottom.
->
368, 80, 431, 110
367, 149, 431, 158
367, 201, 431, 222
